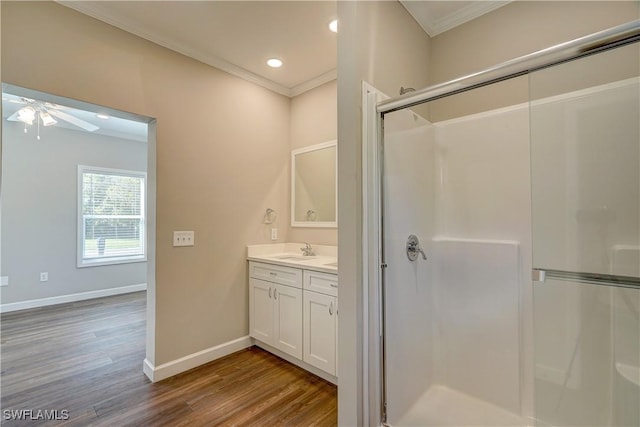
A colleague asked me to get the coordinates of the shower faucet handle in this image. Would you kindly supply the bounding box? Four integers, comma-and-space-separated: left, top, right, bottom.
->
406, 234, 427, 261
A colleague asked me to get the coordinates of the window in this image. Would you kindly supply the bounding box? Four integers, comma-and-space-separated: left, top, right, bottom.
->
78, 165, 146, 267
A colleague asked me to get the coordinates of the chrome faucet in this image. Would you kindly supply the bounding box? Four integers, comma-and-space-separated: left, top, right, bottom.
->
300, 242, 315, 256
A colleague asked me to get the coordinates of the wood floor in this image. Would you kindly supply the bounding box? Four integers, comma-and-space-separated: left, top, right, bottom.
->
1, 292, 337, 426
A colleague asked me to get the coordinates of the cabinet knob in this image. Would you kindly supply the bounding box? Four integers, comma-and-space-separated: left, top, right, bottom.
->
329, 301, 334, 316
269, 287, 272, 299
274, 289, 278, 300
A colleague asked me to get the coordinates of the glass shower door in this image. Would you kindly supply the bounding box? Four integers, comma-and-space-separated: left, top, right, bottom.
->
530, 41, 640, 426
381, 78, 532, 426
381, 106, 437, 426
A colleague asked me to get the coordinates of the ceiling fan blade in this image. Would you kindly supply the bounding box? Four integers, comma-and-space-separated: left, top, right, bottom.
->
44, 102, 70, 111
48, 109, 99, 132
2, 97, 27, 105
6, 111, 22, 121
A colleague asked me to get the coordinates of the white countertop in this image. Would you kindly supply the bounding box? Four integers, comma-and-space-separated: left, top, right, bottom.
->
247, 243, 337, 274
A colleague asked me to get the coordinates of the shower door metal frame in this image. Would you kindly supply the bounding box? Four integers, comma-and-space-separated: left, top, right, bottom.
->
365, 20, 640, 426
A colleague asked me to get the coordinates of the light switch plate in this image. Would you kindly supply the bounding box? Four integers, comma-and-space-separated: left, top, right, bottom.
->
173, 231, 195, 247
0, 276, 8, 287
271, 228, 277, 241
40, 272, 49, 282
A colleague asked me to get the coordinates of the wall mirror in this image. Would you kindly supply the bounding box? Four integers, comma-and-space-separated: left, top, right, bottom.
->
291, 140, 337, 228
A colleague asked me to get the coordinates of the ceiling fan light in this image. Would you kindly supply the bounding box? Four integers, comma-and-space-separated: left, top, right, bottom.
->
17, 107, 36, 125
40, 111, 58, 126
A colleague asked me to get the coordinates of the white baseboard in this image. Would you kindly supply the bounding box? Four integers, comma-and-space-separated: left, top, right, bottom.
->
143, 335, 252, 382
0, 283, 147, 313
143, 358, 155, 381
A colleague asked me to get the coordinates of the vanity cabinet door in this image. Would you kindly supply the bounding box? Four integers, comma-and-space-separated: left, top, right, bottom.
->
273, 284, 303, 359
303, 291, 337, 375
249, 278, 274, 345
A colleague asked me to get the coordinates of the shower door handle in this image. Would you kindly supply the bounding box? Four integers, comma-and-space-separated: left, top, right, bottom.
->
406, 234, 427, 261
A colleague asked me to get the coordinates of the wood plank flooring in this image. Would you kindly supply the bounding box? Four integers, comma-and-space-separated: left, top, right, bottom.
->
1, 292, 337, 426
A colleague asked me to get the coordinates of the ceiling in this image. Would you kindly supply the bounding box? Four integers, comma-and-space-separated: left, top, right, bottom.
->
58, 1, 510, 98
59, 1, 338, 98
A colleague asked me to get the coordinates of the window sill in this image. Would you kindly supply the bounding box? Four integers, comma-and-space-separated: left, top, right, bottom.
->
78, 255, 147, 268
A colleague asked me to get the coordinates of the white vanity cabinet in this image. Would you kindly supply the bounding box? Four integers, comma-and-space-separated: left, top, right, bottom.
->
249, 259, 338, 382
249, 262, 303, 359
303, 270, 338, 376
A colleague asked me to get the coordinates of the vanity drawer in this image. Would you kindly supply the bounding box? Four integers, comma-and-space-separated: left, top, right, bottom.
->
303, 270, 338, 297
249, 261, 302, 288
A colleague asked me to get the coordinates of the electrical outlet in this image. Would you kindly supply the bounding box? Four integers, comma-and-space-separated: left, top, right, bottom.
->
0, 276, 8, 287
271, 228, 278, 241
40, 272, 49, 282
173, 231, 195, 247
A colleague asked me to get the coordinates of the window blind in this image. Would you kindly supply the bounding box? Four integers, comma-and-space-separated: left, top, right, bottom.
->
79, 166, 146, 266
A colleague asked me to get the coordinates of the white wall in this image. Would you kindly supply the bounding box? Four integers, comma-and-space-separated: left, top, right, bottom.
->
1, 121, 147, 305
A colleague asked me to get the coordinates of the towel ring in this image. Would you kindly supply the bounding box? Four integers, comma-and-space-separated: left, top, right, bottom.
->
264, 208, 276, 224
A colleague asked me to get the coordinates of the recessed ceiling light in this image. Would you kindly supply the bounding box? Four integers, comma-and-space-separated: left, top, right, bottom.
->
267, 58, 283, 68
329, 19, 338, 33
96, 113, 110, 120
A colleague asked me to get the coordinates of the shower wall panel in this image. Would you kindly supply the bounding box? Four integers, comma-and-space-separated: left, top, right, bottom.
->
383, 85, 532, 426
431, 238, 520, 413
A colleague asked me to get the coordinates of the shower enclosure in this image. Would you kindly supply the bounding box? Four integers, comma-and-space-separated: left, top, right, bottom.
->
371, 21, 640, 427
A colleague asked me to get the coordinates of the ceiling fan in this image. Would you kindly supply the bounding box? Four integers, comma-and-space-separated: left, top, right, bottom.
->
6, 96, 99, 139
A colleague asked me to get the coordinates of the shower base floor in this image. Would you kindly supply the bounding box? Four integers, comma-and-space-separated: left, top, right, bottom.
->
392, 385, 530, 427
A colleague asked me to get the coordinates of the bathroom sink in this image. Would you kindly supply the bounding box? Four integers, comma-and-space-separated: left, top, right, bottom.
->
272, 255, 309, 261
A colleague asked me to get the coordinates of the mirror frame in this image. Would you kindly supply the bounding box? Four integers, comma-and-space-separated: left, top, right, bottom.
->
291, 140, 337, 228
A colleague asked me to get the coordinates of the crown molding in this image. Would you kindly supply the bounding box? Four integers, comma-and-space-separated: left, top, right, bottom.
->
402, 1, 511, 38
56, 1, 299, 97
432, 1, 511, 36
290, 69, 337, 98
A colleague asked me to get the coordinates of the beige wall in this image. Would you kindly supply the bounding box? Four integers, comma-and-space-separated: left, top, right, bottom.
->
1, 1, 291, 365
428, 1, 638, 122
289, 79, 338, 246
290, 80, 337, 151
430, 1, 638, 84
337, 1, 430, 424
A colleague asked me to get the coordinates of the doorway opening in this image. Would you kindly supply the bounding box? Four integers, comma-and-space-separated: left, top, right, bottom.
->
1, 82, 157, 386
